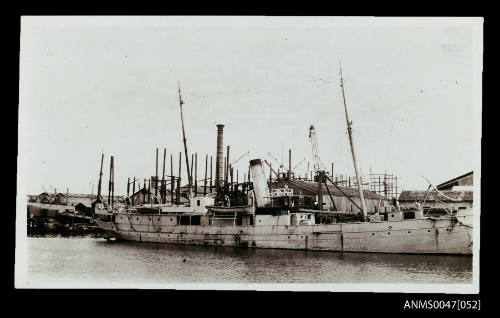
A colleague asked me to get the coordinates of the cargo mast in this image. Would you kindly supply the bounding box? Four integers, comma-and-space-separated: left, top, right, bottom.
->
97, 152, 104, 202
339, 62, 368, 219
178, 82, 193, 199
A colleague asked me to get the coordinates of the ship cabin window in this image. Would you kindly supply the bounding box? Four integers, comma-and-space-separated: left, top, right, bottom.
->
197, 200, 201, 206
180, 215, 201, 225
191, 215, 201, 225
180, 216, 190, 225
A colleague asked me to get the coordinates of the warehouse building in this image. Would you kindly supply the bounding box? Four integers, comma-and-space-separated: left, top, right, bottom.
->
269, 179, 391, 213
398, 171, 473, 216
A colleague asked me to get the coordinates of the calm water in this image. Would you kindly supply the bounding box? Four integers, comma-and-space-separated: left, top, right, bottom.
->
23, 236, 472, 286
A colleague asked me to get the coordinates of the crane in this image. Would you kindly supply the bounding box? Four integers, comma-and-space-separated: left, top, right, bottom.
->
231, 151, 250, 166
292, 157, 307, 172
307, 124, 338, 211
267, 152, 287, 172
308, 124, 326, 173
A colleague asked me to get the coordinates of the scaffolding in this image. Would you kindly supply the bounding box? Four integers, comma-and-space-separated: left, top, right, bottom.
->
368, 173, 399, 199
327, 172, 399, 199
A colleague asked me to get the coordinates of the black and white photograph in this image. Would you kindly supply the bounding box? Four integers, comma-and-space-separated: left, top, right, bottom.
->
15, 16, 482, 292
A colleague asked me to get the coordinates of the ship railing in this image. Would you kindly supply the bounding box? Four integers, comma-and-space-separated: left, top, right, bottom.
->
210, 211, 238, 226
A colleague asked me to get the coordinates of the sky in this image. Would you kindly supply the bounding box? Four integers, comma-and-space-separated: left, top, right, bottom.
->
18, 17, 483, 196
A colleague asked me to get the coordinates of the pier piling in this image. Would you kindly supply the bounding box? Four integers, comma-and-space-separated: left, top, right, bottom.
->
204, 154, 208, 196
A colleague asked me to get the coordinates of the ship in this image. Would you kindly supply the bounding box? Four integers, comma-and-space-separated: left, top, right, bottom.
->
95, 71, 473, 255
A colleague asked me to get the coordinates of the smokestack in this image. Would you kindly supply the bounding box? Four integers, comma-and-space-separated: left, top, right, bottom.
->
249, 159, 271, 208
215, 124, 225, 187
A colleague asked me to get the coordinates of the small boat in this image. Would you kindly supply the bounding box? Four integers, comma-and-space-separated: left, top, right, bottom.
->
206, 204, 254, 214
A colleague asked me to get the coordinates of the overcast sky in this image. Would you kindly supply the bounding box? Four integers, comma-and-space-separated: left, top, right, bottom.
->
18, 17, 483, 196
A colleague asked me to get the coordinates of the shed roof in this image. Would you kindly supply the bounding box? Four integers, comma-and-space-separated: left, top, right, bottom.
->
398, 190, 473, 202
271, 179, 389, 201
436, 171, 473, 190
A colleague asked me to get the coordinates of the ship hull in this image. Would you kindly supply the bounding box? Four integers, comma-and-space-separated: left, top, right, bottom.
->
96, 215, 472, 255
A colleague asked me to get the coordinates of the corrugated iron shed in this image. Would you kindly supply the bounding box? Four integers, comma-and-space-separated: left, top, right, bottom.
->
436, 171, 473, 190
270, 179, 389, 201
398, 190, 473, 202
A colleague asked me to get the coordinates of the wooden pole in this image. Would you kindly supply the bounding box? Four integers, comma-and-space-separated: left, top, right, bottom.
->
177, 152, 182, 204
111, 156, 114, 209
97, 153, 104, 200
162, 149, 166, 203
138, 180, 141, 203
190, 153, 194, 194
195, 153, 198, 197
132, 177, 136, 206
224, 157, 227, 186
210, 156, 213, 195
204, 154, 208, 196
288, 149, 291, 180
108, 156, 112, 206
230, 167, 234, 193
170, 154, 174, 205
339, 62, 367, 218
127, 177, 130, 200
155, 148, 158, 199
226, 145, 230, 185
317, 170, 323, 210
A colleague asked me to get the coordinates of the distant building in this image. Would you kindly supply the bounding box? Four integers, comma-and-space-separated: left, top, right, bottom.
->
269, 179, 391, 213
398, 171, 473, 216
436, 171, 473, 190
74, 202, 93, 217
28, 192, 125, 209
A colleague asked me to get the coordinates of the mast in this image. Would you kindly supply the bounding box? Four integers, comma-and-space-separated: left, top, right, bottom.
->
97, 152, 104, 201
339, 62, 368, 219
178, 82, 193, 199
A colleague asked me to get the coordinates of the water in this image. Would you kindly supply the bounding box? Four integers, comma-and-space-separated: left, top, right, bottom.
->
23, 236, 472, 286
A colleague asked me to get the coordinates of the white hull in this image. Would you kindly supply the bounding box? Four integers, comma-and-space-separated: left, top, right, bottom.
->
96, 214, 472, 255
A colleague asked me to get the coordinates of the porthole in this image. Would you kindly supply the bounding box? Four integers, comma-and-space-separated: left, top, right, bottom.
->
428, 229, 431, 232
372, 233, 375, 236
388, 232, 390, 235
408, 231, 411, 234
136, 217, 139, 221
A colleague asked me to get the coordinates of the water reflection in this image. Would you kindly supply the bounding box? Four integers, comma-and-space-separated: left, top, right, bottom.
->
27, 237, 472, 285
